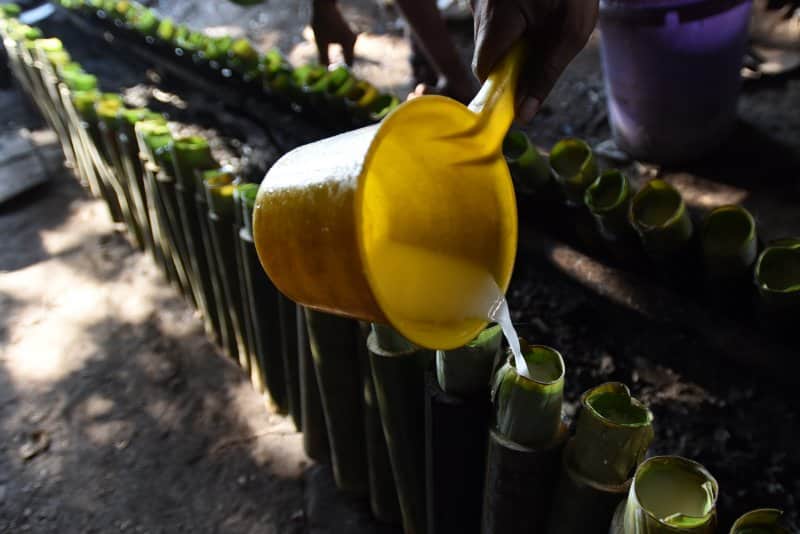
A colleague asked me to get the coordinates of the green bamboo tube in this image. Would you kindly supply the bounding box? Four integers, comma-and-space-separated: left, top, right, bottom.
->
203, 37, 233, 66
549, 138, 599, 205
359, 322, 401, 524
156, 18, 175, 42
305, 308, 368, 494
730, 509, 789, 534
584, 170, 634, 241
630, 180, 694, 262
154, 145, 198, 305
492, 342, 565, 447
60, 70, 97, 92
135, 120, 180, 284
699, 205, 758, 284
426, 326, 500, 534
291, 64, 327, 109
237, 183, 289, 412
483, 342, 567, 534
298, 305, 330, 462
62, 87, 104, 200
320, 65, 355, 115
132, 8, 158, 36
172, 136, 221, 342
436, 324, 502, 396
264, 62, 293, 101
344, 79, 380, 122
368, 325, 433, 534
117, 108, 164, 258
80, 92, 123, 221
277, 297, 303, 430
227, 38, 259, 75
754, 238, 800, 317
232, 183, 261, 392
547, 383, 654, 534
502, 130, 551, 194
96, 97, 144, 248
204, 170, 250, 369
368, 93, 400, 122
193, 168, 236, 358
609, 456, 718, 534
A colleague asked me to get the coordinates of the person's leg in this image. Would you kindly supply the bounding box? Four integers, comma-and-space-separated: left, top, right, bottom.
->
394, 0, 478, 103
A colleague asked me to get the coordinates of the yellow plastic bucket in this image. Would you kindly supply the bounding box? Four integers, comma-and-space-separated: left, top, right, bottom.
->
254, 46, 523, 350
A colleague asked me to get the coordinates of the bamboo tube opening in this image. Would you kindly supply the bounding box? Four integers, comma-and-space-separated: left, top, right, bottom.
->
633, 456, 718, 529
324, 66, 351, 95
345, 82, 367, 103
585, 170, 629, 215
72, 90, 101, 119
730, 509, 788, 534
756, 243, 800, 293
550, 138, 593, 178
368, 93, 399, 119
203, 170, 237, 218
502, 130, 530, 162
584, 382, 651, 427
631, 180, 684, 230
508, 342, 564, 385
702, 206, 756, 256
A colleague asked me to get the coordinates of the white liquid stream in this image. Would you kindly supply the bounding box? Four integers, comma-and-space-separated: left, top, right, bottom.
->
489, 294, 531, 379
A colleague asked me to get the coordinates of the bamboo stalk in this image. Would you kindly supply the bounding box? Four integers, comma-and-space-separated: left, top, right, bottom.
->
277, 297, 303, 431
483, 342, 567, 534
730, 509, 789, 534
231, 183, 260, 392
358, 321, 401, 524
629, 179, 693, 263
190, 167, 235, 356
96, 96, 143, 246
117, 108, 163, 260
172, 136, 220, 342
425, 372, 490, 534
298, 305, 329, 462
153, 143, 197, 304
701, 205, 758, 284
548, 382, 654, 534
236, 183, 290, 413
502, 130, 551, 195
203, 169, 250, 370
549, 138, 599, 205
304, 308, 368, 494
609, 456, 718, 534
368, 325, 433, 534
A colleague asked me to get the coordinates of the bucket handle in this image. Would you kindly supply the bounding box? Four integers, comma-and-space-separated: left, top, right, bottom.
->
443, 42, 526, 155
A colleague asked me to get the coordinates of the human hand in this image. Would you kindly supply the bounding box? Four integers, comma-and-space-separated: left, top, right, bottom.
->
471, 0, 598, 122
311, 0, 357, 66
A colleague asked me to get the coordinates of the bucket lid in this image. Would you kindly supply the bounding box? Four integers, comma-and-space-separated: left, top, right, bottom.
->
600, 0, 750, 24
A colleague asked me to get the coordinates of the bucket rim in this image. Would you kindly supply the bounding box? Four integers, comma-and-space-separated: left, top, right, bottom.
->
600, 0, 751, 25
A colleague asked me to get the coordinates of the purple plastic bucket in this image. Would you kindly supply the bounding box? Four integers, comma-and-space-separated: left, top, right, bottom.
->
599, 0, 752, 163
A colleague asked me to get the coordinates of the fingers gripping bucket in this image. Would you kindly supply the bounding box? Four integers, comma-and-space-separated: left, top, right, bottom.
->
253, 47, 523, 350
599, 0, 752, 164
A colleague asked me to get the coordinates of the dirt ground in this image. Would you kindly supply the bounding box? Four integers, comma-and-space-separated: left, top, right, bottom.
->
1, 1, 799, 533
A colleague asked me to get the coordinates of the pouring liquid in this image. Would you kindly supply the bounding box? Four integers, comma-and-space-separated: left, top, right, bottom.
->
365, 240, 531, 378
